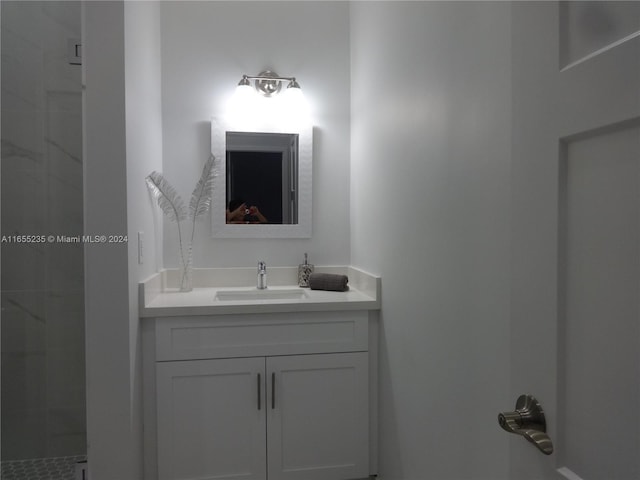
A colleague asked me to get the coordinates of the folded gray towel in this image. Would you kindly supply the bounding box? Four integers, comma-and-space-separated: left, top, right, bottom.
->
308, 273, 349, 292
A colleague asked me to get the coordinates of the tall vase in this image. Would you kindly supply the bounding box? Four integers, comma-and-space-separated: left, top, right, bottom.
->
179, 242, 193, 292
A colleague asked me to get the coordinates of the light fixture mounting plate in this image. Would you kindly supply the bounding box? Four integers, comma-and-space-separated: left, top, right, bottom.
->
254, 70, 282, 97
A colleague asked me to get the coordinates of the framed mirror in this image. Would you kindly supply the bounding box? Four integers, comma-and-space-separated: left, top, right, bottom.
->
211, 118, 313, 238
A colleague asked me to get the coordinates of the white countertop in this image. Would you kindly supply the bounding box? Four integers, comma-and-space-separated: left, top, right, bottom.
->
139, 266, 380, 317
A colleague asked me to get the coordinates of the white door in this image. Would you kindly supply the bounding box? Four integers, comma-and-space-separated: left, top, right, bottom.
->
510, 2, 640, 479
266, 353, 369, 480
156, 357, 267, 480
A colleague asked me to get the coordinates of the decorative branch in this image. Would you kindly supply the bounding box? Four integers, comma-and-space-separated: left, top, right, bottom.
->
145, 155, 217, 291
145, 172, 187, 223
189, 154, 216, 221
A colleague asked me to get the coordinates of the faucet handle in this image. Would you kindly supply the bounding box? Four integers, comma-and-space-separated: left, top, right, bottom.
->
257, 261, 267, 289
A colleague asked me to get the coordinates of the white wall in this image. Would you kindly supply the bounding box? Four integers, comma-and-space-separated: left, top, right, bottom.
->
83, 1, 163, 478
82, 2, 134, 478
125, 1, 164, 479
158, 1, 351, 269
350, 2, 511, 478
126, 1, 164, 290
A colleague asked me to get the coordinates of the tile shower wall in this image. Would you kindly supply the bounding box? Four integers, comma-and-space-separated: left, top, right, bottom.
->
1, 1, 85, 460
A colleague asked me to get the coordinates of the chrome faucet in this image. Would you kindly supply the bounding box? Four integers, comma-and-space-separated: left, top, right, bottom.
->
257, 261, 267, 289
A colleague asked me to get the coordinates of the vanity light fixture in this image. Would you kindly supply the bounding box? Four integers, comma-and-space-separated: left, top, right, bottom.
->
237, 70, 302, 98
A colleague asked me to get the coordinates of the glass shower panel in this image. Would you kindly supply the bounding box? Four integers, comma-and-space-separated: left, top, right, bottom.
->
1, 2, 86, 478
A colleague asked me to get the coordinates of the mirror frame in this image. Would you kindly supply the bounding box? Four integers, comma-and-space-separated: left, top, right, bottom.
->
211, 117, 313, 238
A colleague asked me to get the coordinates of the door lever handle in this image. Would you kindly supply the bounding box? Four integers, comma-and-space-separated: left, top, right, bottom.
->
498, 394, 553, 455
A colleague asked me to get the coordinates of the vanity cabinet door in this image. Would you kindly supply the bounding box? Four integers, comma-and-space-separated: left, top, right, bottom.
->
266, 352, 369, 480
156, 357, 267, 480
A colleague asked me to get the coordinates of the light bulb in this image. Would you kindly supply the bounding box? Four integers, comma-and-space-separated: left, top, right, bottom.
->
282, 84, 309, 120
230, 80, 256, 120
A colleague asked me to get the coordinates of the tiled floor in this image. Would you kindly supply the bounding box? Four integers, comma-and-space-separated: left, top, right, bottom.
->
1, 456, 86, 480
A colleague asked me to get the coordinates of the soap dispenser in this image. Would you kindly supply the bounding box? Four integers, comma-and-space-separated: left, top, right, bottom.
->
298, 253, 314, 287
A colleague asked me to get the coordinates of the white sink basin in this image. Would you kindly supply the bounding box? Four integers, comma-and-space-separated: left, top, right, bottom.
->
214, 288, 308, 302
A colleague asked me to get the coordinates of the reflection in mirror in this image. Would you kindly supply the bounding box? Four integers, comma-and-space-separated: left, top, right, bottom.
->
211, 119, 312, 238
225, 132, 299, 225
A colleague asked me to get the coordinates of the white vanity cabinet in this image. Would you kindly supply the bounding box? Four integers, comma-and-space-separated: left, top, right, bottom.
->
143, 310, 376, 480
